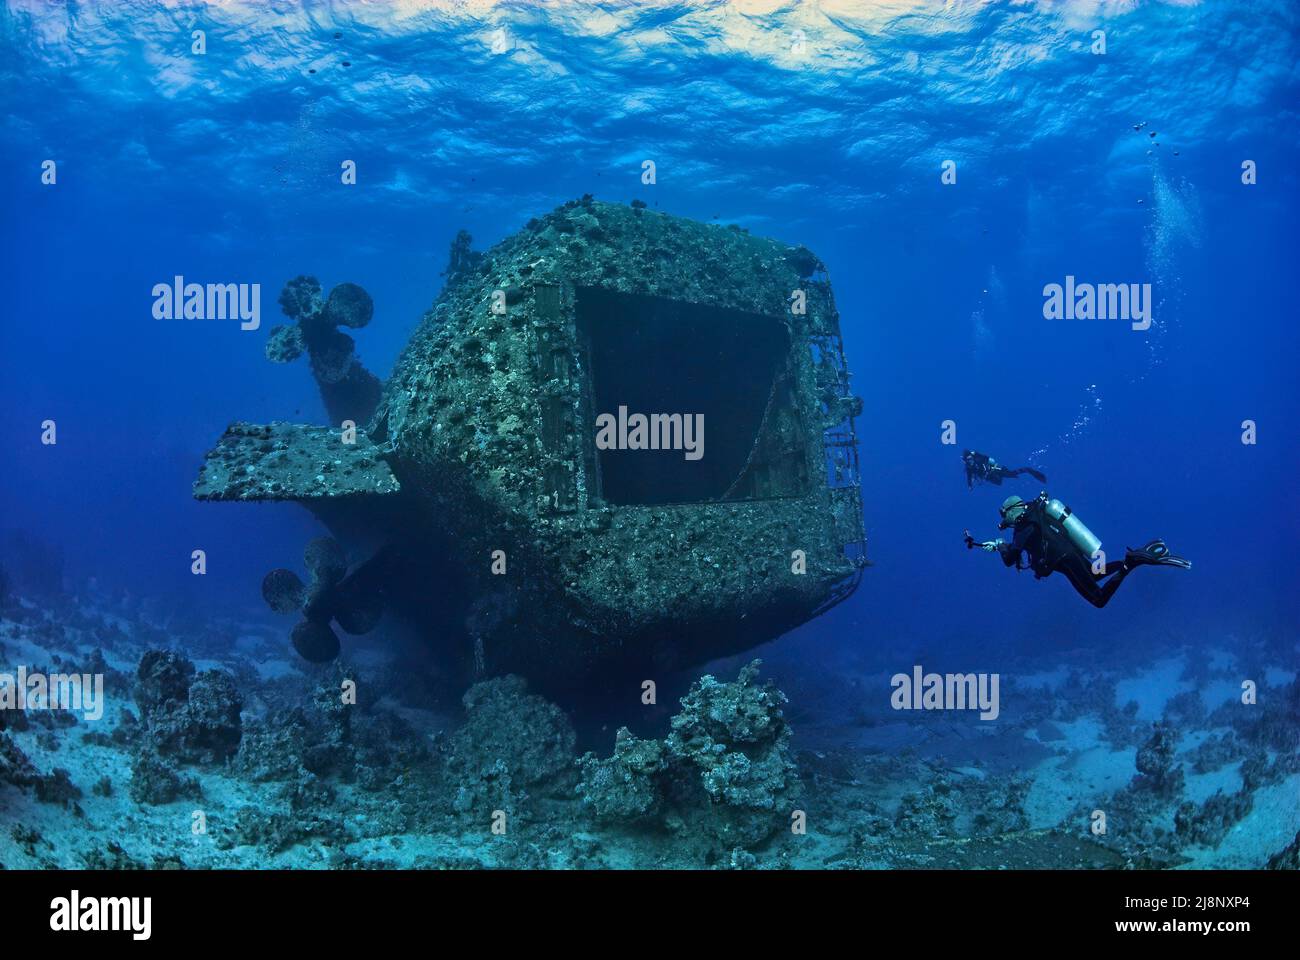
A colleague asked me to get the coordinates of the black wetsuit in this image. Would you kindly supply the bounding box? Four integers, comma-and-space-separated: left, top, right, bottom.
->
997, 505, 1133, 609
964, 451, 1047, 489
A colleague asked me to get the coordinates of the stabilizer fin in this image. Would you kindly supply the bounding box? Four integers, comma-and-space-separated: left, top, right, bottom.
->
193, 421, 400, 501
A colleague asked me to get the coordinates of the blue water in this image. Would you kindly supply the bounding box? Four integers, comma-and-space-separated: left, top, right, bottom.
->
2, 1, 1297, 676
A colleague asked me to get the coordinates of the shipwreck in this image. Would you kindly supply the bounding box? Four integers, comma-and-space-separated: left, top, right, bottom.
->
194, 197, 867, 687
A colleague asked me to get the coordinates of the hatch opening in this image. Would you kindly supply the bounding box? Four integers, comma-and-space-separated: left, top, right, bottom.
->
576, 287, 809, 506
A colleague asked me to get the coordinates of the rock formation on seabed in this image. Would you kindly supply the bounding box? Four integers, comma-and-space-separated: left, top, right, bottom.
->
578, 660, 800, 849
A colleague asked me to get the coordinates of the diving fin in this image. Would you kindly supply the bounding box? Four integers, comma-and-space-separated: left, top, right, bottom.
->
1025, 467, 1047, 484
1126, 540, 1192, 570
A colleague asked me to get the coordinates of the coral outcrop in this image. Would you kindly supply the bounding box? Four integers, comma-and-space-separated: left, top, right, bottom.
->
133, 649, 243, 766
442, 229, 483, 286
1267, 830, 1300, 870
577, 660, 800, 848
1175, 789, 1254, 847
444, 674, 577, 817
577, 729, 668, 822
1, 724, 83, 808
1134, 721, 1184, 797
128, 749, 199, 805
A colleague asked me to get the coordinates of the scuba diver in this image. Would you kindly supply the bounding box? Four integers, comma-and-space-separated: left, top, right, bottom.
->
962, 449, 1046, 489
964, 493, 1191, 608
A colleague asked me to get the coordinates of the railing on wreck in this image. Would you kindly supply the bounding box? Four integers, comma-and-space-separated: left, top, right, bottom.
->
809, 263, 868, 616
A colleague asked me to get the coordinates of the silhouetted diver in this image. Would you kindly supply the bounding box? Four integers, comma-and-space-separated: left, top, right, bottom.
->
962, 449, 1046, 489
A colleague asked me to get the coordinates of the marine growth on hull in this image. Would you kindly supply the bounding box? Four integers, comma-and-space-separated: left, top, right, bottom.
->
194, 197, 869, 684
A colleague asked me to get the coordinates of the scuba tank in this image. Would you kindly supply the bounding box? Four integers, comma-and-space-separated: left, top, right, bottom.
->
1041, 497, 1102, 557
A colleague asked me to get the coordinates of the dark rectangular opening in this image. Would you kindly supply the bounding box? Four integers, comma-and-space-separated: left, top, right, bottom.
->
576, 287, 808, 506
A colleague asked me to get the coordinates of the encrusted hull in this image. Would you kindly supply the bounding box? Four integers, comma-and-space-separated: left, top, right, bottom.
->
195, 199, 867, 683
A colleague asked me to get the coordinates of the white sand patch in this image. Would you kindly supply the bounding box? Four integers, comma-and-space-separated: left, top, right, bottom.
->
250, 658, 298, 682
1025, 747, 1136, 829
1179, 774, 1300, 869
1200, 678, 1243, 711
1023, 717, 1136, 829
1115, 656, 1192, 721
1183, 761, 1243, 805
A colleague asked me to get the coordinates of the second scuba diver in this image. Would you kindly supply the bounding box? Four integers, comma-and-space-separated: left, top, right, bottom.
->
965, 493, 1191, 608
962, 449, 1047, 489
